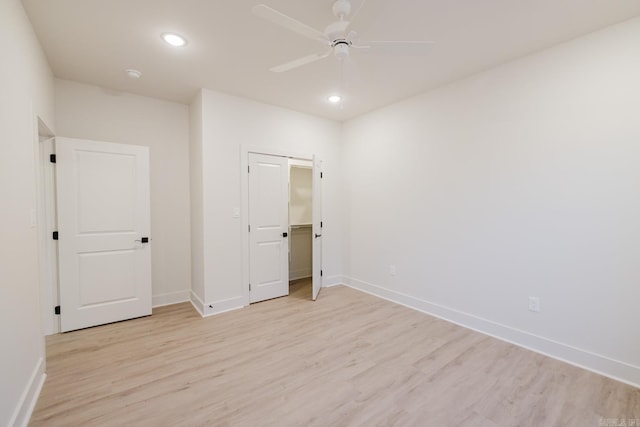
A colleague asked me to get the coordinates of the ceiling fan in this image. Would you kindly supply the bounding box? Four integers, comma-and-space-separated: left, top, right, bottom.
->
252, 0, 435, 72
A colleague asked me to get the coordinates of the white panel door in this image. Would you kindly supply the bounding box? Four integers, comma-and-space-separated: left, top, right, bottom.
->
312, 156, 323, 300
249, 153, 289, 303
56, 137, 151, 332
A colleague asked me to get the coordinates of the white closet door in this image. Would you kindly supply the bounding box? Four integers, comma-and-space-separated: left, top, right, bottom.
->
249, 153, 289, 303
312, 156, 323, 300
56, 137, 151, 332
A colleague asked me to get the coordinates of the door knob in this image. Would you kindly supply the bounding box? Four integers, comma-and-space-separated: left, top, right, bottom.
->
282, 232, 288, 238
315, 233, 322, 238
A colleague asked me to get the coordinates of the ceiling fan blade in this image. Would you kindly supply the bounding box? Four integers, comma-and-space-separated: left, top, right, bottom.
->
352, 40, 436, 55
325, 20, 350, 36
348, 0, 368, 25
270, 49, 332, 72
253, 4, 329, 44
346, 30, 360, 44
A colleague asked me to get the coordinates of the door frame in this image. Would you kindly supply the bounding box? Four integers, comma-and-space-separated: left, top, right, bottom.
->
240, 145, 320, 304
34, 117, 59, 335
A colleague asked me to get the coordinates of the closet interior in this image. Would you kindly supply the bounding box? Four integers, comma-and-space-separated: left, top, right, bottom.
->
288, 159, 312, 288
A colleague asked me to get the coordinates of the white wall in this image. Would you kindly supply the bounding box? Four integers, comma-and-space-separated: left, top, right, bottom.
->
191, 89, 343, 313
189, 91, 205, 304
289, 165, 312, 225
0, 0, 55, 425
342, 17, 640, 386
55, 79, 191, 308
289, 226, 312, 280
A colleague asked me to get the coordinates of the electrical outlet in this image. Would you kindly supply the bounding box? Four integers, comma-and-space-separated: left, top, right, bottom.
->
528, 297, 541, 313
389, 265, 396, 276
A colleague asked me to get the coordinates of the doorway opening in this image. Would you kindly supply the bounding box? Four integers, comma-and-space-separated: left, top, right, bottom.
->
241, 147, 323, 306
37, 136, 153, 334
35, 118, 58, 335
288, 159, 313, 299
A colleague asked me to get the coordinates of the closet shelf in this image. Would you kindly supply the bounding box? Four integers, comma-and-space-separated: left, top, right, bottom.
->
290, 224, 312, 229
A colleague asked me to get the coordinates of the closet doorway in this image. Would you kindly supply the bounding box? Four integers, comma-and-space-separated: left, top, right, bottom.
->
243, 149, 323, 305
288, 160, 313, 299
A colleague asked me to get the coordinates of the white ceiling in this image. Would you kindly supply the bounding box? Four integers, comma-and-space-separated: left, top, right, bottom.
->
22, 0, 640, 121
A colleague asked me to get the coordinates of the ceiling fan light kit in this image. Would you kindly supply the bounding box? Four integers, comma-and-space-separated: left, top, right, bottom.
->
252, 0, 435, 73
333, 41, 350, 60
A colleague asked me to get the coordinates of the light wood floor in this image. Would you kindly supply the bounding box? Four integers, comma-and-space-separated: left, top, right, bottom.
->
32, 281, 639, 426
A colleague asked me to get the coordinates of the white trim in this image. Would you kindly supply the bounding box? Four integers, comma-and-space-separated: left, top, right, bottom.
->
190, 290, 205, 316
190, 292, 248, 318
202, 296, 247, 317
242, 144, 313, 161
342, 276, 640, 389
289, 270, 312, 281
34, 117, 59, 336
322, 275, 343, 288
240, 148, 249, 305
9, 357, 46, 427
152, 290, 191, 308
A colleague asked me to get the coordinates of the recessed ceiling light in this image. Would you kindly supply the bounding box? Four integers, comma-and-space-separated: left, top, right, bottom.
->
328, 95, 342, 104
125, 69, 142, 79
161, 32, 187, 47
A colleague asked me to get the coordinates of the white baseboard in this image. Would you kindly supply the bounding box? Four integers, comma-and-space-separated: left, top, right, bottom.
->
343, 276, 640, 388
153, 289, 190, 308
202, 295, 247, 317
190, 291, 205, 316
322, 275, 343, 288
190, 291, 247, 318
9, 356, 46, 427
289, 270, 311, 281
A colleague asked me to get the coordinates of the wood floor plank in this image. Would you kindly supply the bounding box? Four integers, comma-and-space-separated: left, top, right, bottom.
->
31, 281, 640, 426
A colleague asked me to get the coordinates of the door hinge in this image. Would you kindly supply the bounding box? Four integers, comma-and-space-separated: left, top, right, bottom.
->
320, 172, 323, 178
249, 284, 251, 291
54, 305, 60, 315
320, 221, 323, 228
49, 154, 56, 163
320, 270, 323, 277
52, 231, 59, 240
248, 224, 251, 232
248, 165, 250, 173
